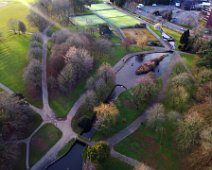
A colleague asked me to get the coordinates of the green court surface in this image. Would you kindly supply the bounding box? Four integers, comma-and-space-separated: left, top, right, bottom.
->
89, 3, 142, 28
72, 15, 106, 26
89, 3, 113, 11
108, 16, 141, 28
95, 9, 127, 18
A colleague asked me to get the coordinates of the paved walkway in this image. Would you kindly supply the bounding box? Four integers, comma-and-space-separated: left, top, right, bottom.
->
111, 148, 140, 167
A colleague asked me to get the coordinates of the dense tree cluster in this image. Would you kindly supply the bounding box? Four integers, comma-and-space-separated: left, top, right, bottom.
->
0, 92, 39, 170
73, 63, 116, 133
48, 30, 100, 93
58, 46, 93, 92
165, 63, 195, 112
131, 72, 161, 109
84, 142, 110, 162
164, 58, 212, 169
24, 33, 43, 97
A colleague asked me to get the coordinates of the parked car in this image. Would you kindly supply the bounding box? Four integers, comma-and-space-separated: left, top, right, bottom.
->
104, 1, 112, 5
175, 2, 181, 7
170, 18, 177, 23
137, 3, 144, 9
152, 3, 157, 6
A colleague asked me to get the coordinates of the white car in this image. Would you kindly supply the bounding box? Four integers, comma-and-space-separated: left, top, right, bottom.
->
104, 1, 112, 5
137, 3, 144, 9
175, 3, 180, 7
152, 3, 157, 6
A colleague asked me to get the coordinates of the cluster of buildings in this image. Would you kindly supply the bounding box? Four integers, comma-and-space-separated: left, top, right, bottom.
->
175, 0, 211, 10
175, 0, 212, 28
204, 6, 212, 28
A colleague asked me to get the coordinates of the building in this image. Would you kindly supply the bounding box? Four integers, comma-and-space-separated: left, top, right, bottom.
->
181, 0, 196, 10
206, 8, 212, 28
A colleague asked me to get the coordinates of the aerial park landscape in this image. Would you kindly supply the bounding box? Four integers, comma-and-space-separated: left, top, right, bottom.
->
0, 0, 211, 170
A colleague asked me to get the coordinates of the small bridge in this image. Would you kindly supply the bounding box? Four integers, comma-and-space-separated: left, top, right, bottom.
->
76, 136, 96, 146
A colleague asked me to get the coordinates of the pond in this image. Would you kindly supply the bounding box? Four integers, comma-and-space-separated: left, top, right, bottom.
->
47, 128, 96, 170
107, 52, 172, 101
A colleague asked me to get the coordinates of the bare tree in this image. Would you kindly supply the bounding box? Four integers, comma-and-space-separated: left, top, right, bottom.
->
94, 103, 119, 132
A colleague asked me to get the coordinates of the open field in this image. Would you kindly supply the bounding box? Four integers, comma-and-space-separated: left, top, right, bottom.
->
115, 125, 182, 170
72, 15, 106, 26
0, 2, 37, 34
96, 156, 133, 170
0, 34, 42, 107
30, 124, 62, 166
122, 28, 157, 44
181, 53, 196, 66
0, 35, 29, 92
0, 1, 42, 106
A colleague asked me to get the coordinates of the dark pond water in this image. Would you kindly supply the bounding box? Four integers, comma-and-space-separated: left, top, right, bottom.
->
108, 52, 172, 101
47, 128, 96, 170
47, 52, 173, 170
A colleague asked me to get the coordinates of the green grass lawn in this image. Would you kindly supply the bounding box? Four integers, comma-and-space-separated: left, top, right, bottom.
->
96, 156, 133, 170
0, 2, 37, 34
49, 80, 86, 118
14, 143, 26, 170
72, 15, 106, 26
0, 35, 29, 92
115, 125, 182, 170
89, 3, 113, 11
181, 53, 195, 66
95, 9, 127, 18
0, 34, 42, 107
163, 27, 181, 50
0, 1, 42, 107
30, 124, 62, 166
57, 139, 76, 158
149, 24, 161, 37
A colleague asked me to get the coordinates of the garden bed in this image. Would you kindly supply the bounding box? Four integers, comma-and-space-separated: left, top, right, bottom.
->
122, 28, 158, 44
